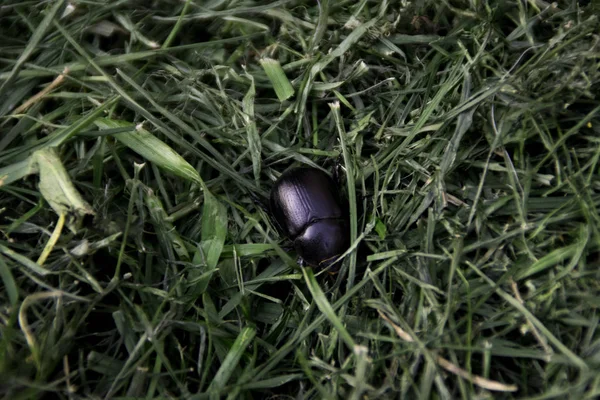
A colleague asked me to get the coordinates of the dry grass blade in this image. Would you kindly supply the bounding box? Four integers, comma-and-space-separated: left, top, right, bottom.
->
509, 278, 553, 357
11, 67, 69, 116
36, 212, 66, 266
379, 310, 518, 393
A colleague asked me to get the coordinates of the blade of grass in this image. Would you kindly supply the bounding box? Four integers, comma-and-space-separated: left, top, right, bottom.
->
302, 267, 356, 350
466, 261, 589, 371
242, 73, 262, 182
259, 58, 295, 102
330, 101, 358, 290
0, 158, 38, 187
208, 327, 257, 395
0, 256, 19, 306
33, 148, 94, 232
94, 118, 202, 186
191, 190, 228, 296
0, 0, 65, 99
36, 212, 65, 266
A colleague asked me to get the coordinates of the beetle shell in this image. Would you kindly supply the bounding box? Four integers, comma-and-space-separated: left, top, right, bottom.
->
269, 167, 349, 267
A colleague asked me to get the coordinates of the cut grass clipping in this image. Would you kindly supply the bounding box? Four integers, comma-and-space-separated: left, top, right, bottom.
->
1, 0, 600, 399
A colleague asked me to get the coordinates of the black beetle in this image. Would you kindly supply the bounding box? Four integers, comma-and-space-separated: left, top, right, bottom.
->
269, 167, 350, 268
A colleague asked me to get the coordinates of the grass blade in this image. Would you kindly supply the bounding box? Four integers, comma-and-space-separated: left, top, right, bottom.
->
242, 73, 262, 182
259, 58, 295, 102
0, 256, 19, 306
0, 0, 65, 99
302, 267, 356, 350
94, 118, 202, 186
208, 326, 257, 394
191, 190, 228, 296
33, 148, 94, 232
0, 159, 38, 187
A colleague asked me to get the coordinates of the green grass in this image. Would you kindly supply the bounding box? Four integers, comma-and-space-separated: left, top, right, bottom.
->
1, 0, 600, 398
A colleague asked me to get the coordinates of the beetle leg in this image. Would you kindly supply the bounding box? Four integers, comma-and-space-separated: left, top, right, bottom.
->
249, 190, 289, 236
249, 191, 270, 214
297, 256, 306, 268
280, 244, 294, 252
332, 156, 346, 188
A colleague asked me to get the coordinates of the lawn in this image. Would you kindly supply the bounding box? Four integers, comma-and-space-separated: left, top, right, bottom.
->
1, 0, 599, 398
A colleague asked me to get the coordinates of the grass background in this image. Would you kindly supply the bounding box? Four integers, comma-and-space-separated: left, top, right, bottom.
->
1, 0, 600, 398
